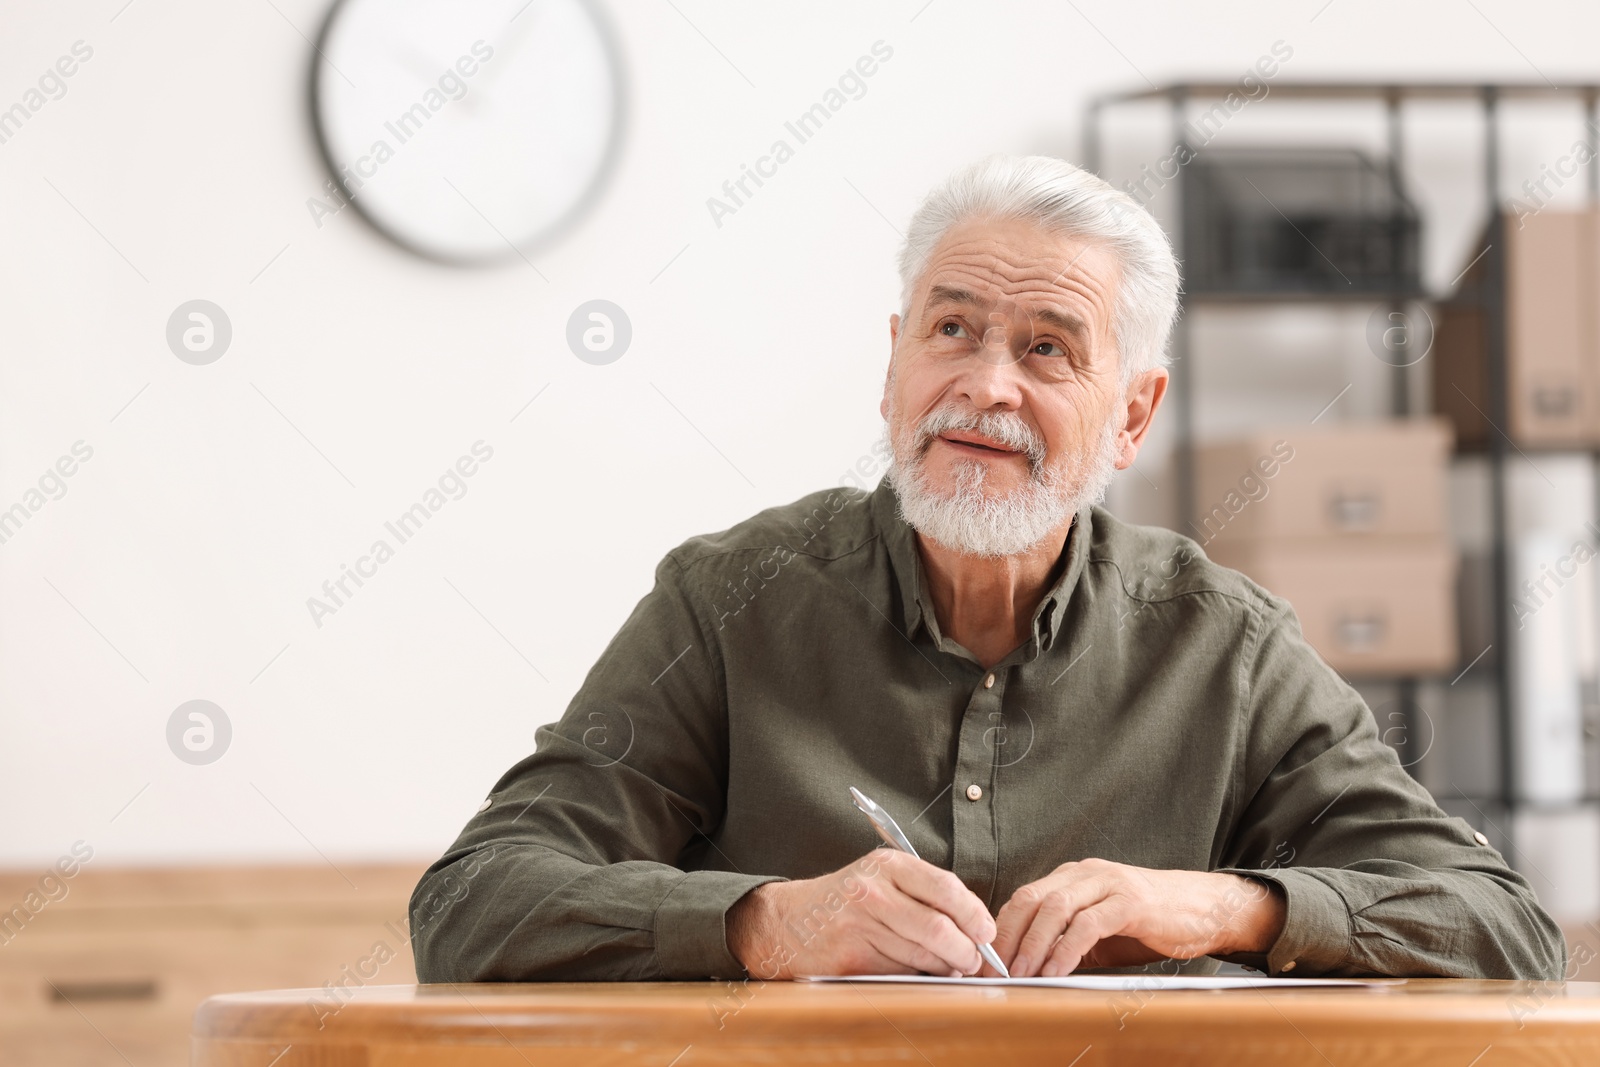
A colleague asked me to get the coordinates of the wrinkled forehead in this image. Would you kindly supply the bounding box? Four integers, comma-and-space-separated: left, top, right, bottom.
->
910, 216, 1121, 337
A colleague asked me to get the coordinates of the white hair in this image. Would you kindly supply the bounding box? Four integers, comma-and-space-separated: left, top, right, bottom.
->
895, 154, 1182, 387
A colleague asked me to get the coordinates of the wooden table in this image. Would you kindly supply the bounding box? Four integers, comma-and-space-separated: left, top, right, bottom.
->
192, 978, 1600, 1065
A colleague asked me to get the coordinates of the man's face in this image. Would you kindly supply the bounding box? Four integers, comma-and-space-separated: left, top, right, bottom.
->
879, 214, 1138, 556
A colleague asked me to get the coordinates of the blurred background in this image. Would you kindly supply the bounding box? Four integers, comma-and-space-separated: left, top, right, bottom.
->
4, 0, 1600, 1062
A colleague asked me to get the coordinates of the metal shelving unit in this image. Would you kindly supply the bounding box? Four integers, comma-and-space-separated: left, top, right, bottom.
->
1085, 82, 1600, 851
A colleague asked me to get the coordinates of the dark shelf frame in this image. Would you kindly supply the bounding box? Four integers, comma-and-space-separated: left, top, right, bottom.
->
1085, 81, 1600, 851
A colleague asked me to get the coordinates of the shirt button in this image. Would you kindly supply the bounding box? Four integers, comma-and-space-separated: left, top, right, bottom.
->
1281, 960, 1297, 972
983, 673, 995, 689
1473, 831, 1490, 846
477, 798, 493, 813
966, 784, 983, 801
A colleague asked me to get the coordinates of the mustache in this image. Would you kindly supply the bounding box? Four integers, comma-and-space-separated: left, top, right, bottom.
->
913, 405, 1048, 466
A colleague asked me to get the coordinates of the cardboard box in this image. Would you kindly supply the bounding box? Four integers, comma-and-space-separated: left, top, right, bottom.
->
1207, 537, 1459, 676
1192, 419, 1452, 547
1433, 209, 1600, 448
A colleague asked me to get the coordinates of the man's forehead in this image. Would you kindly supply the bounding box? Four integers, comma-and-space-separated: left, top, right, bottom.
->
913, 220, 1117, 320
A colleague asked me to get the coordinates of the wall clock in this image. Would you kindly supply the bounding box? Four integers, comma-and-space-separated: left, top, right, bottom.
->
310, 0, 626, 263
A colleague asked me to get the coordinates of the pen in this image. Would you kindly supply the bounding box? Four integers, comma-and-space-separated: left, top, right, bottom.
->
848, 785, 1010, 978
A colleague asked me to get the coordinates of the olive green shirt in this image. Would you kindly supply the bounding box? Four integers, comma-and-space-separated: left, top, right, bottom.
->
409, 477, 1566, 982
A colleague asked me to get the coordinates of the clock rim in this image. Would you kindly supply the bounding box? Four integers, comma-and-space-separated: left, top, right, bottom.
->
306, 0, 629, 266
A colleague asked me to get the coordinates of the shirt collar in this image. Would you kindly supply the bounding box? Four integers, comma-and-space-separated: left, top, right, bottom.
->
867, 475, 1092, 654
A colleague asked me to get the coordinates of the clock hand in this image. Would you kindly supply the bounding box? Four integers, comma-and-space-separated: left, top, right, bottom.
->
472, 0, 546, 96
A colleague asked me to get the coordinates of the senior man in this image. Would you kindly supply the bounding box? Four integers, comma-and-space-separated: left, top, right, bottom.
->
410, 154, 1565, 983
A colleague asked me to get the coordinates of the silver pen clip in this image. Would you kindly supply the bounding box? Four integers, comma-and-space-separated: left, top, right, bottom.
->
850, 785, 921, 858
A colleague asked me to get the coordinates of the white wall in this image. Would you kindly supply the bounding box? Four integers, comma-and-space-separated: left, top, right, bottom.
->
3, 0, 1598, 868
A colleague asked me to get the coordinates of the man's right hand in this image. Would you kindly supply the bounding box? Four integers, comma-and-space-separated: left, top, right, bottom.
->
725, 850, 997, 980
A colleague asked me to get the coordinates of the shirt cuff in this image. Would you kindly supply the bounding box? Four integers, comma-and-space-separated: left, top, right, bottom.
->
1213, 867, 1352, 976
654, 871, 789, 980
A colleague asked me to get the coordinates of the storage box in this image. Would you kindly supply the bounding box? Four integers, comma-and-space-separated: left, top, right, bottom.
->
1192, 418, 1452, 547
1207, 537, 1459, 676
1433, 209, 1600, 448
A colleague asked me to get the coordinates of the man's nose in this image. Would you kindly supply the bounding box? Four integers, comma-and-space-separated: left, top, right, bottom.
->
957, 343, 1025, 409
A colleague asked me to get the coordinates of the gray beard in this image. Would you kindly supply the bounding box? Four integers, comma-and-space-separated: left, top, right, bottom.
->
882, 411, 1121, 559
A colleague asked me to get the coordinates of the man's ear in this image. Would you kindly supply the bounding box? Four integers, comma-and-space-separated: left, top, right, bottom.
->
881, 314, 901, 421
1114, 368, 1169, 469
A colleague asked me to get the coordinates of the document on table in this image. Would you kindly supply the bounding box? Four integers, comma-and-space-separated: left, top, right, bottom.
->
801, 974, 1405, 990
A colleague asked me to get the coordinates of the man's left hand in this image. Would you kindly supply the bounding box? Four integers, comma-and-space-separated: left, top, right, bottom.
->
988, 858, 1287, 977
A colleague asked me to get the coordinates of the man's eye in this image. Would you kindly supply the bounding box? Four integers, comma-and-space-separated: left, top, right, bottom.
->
1031, 341, 1065, 357
939, 321, 969, 338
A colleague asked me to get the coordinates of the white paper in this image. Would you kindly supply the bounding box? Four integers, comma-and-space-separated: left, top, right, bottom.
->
800, 974, 1404, 990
